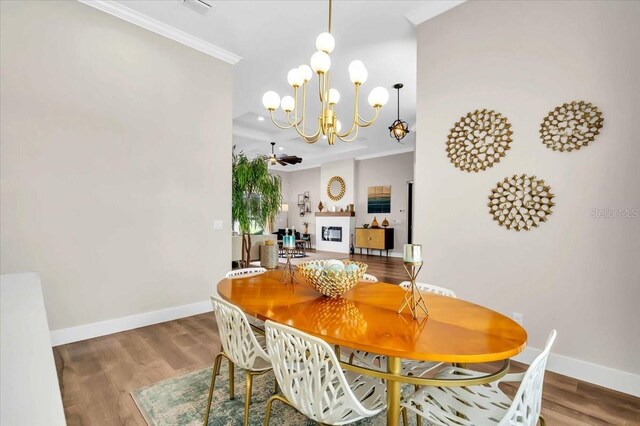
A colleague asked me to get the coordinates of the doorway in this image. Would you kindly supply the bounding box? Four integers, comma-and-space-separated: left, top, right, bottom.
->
407, 181, 414, 244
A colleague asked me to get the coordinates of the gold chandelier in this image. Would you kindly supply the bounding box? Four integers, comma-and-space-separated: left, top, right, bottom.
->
261, 0, 389, 145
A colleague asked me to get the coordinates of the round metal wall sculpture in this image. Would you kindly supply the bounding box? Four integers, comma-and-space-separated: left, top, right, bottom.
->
446, 109, 513, 173
540, 101, 603, 152
488, 174, 555, 232
326, 176, 346, 201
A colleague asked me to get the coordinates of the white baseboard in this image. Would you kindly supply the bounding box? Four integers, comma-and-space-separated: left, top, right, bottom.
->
49, 300, 212, 347
514, 346, 640, 397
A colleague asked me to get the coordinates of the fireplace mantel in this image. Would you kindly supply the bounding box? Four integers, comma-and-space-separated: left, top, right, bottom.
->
315, 211, 355, 217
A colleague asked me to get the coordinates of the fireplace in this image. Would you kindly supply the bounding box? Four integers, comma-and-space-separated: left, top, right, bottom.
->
322, 226, 342, 242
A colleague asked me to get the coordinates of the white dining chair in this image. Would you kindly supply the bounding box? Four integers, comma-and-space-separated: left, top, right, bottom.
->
225, 267, 267, 278
347, 282, 457, 377
400, 281, 457, 298
361, 273, 378, 282
401, 330, 557, 426
263, 320, 387, 426
204, 296, 273, 426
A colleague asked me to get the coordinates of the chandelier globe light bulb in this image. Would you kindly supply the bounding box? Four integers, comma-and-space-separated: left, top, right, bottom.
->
298, 64, 313, 82
315, 32, 335, 53
262, 91, 281, 110
328, 88, 340, 105
281, 96, 295, 112
310, 51, 331, 74
287, 68, 303, 87
368, 87, 389, 108
348, 60, 368, 84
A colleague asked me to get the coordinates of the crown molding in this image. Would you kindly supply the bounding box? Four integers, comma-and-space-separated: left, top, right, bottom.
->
78, 0, 241, 65
405, 0, 466, 26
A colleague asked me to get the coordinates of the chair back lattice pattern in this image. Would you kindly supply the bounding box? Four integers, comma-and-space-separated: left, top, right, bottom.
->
361, 274, 378, 283
225, 267, 267, 278
210, 296, 270, 371
499, 330, 557, 426
265, 320, 385, 425
400, 281, 457, 298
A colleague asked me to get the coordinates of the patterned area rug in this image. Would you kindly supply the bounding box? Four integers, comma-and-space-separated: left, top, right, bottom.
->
132, 362, 416, 425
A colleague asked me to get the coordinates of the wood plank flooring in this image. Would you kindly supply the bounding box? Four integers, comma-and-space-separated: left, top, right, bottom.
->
54, 253, 640, 425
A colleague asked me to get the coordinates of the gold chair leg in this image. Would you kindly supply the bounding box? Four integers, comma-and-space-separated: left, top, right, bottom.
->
203, 354, 223, 426
273, 376, 279, 395
264, 395, 293, 426
539, 415, 546, 426
401, 406, 408, 426
228, 359, 235, 400
243, 372, 253, 426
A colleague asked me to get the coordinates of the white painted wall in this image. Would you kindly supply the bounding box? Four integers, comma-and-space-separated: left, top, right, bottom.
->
280, 167, 321, 243
0, 1, 233, 333
355, 152, 414, 256
320, 159, 356, 208
415, 0, 640, 393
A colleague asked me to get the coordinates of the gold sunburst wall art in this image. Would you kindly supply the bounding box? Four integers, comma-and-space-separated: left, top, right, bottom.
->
540, 101, 603, 152
446, 109, 513, 173
488, 174, 555, 232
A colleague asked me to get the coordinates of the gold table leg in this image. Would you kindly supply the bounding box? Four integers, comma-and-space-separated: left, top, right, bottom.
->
386, 356, 401, 426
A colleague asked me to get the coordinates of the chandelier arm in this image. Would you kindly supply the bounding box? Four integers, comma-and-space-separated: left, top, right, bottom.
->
356, 106, 381, 127
335, 83, 360, 138
301, 82, 307, 133
298, 117, 322, 143
293, 86, 299, 126
318, 73, 327, 104
293, 95, 322, 141
269, 110, 297, 129
335, 125, 360, 142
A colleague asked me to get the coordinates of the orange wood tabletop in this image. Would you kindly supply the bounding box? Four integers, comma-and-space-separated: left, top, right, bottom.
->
217, 270, 527, 363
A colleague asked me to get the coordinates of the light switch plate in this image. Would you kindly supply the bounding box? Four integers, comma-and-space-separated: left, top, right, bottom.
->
213, 220, 223, 230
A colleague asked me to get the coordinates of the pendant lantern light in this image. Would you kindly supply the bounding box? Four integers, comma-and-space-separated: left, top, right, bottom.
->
389, 83, 410, 142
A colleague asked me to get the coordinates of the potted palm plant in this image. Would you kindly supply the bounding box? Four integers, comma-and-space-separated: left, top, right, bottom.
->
232, 149, 282, 267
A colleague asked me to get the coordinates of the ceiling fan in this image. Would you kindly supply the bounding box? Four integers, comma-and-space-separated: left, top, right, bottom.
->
268, 142, 303, 166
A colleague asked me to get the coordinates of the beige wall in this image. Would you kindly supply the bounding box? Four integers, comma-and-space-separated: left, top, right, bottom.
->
415, 0, 640, 376
355, 152, 414, 255
0, 1, 233, 330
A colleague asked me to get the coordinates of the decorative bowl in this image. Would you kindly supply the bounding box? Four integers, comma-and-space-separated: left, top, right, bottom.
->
362, 224, 369, 228
297, 260, 368, 298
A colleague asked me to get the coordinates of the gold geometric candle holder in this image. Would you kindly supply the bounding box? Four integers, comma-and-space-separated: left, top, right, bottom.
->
281, 247, 297, 284
398, 261, 429, 319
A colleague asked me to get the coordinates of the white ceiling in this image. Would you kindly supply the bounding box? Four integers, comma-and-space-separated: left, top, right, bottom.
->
113, 0, 463, 170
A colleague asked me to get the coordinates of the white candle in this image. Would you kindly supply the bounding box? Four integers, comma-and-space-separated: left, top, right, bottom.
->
403, 244, 422, 263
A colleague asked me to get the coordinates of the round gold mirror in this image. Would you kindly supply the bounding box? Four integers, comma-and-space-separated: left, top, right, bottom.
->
327, 176, 346, 201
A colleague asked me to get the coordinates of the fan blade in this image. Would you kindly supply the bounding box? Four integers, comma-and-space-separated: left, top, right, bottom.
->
278, 155, 303, 165
276, 159, 288, 166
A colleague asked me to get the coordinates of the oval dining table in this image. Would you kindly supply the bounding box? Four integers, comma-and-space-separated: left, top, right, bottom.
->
217, 270, 527, 426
